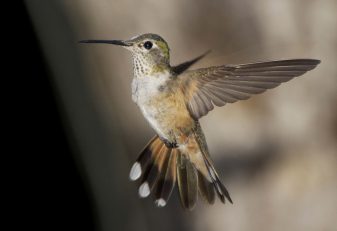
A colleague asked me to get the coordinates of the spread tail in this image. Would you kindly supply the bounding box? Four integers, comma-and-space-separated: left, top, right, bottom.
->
129, 136, 177, 207
129, 135, 232, 209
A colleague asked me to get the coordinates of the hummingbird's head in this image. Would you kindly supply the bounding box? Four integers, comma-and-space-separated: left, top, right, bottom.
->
80, 33, 171, 74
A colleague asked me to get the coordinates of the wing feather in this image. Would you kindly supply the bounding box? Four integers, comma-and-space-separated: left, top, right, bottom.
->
172, 50, 211, 75
179, 59, 320, 119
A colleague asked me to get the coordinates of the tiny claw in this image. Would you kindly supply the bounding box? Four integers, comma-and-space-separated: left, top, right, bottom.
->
160, 137, 178, 148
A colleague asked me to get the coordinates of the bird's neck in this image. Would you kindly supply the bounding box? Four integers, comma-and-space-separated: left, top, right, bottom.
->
132, 55, 171, 78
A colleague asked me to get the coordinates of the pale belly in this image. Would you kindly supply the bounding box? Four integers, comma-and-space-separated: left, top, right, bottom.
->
138, 103, 171, 140
132, 74, 193, 143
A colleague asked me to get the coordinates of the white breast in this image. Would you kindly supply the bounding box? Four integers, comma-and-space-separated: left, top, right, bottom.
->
132, 71, 170, 102
131, 71, 171, 139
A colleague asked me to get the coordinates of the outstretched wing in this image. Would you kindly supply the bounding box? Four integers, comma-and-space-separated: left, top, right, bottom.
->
172, 50, 211, 75
179, 59, 320, 119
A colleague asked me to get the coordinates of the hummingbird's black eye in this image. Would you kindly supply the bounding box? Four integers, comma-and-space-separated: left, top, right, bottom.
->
144, 41, 153, 50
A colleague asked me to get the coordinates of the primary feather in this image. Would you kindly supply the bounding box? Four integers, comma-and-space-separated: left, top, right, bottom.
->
180, 59, 321, 119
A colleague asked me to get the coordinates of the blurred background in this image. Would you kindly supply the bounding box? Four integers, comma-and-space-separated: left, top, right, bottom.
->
24, 0, 337, 230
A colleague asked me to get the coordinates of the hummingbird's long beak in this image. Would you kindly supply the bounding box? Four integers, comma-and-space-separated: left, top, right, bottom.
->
79, 39, 132, 46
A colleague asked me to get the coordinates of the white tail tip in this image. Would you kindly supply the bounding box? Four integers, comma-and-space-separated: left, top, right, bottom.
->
129, 162, 142, 181
139, 182, 150, 198
155, 198, 167, 207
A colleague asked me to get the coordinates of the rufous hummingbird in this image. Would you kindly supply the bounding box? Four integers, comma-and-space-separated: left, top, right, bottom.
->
80, 33, 320, 210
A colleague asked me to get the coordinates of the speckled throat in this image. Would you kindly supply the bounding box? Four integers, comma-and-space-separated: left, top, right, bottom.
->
132, 53, 171, 78
131, 52, 174, 102
133, 54, 151, 77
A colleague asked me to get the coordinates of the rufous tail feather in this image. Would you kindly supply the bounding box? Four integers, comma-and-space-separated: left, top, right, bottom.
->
129, 134, 232, 209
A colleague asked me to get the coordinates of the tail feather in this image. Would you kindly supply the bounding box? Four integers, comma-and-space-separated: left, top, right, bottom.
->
202, 154, 233, 203
130, 133, 232, 209
198, 171, 215, 204
154, 149, 177, 207
192, 122, 233, 204
177, 153, 198, 210
139, 144, 168, 198
129, 136, 159, 181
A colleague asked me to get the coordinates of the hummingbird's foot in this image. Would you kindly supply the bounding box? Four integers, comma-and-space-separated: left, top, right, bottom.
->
160, 137, 178, 148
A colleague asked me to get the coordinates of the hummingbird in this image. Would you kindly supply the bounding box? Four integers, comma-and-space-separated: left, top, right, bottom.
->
80, 33, 320, 210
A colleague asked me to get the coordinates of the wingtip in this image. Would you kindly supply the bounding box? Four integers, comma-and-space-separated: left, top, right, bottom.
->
201, 49, 212, 57
303, 59, 321, 65
314, 59, 321, 65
